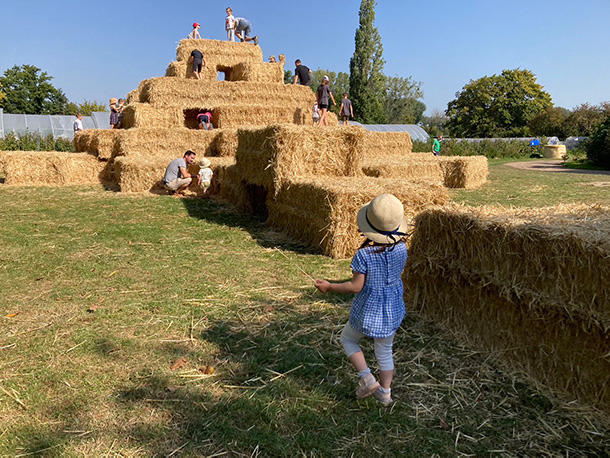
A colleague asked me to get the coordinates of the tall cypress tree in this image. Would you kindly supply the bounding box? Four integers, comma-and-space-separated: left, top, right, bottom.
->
349, 0, 387, 124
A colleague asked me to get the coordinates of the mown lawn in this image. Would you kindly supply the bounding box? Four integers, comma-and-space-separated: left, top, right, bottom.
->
0, 160, 608, 456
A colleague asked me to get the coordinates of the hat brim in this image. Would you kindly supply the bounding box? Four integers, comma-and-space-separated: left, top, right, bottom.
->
356, 203, 408, 245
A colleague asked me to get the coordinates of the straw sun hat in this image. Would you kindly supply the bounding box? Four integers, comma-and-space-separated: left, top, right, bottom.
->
198, 158, 211, 168
356, 194, 408, 244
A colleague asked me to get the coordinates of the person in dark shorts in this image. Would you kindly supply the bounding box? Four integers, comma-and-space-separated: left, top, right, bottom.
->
197, 111, 213, 130
293, 60, 311, 86
316, 76, 336, 127
189, 49, 206, 80
340, 93, 354, 125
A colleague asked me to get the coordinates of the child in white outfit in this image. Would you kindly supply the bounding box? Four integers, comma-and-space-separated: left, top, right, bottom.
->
315, 194, 409, 406
225, 8, 235, 41
197, 158, 214, 198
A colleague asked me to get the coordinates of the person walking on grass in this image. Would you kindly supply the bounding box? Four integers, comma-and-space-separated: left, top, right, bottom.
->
188, 22, 202, 39
234, 17, 258, 45
315, 194, 409, 407
293, 59, 311, 86
189, 49, 206, 80
225, 8, 236, 41
432, 135, 442, 156
340, 92, 353, 125
316, 76, 336, 127
163, 150, 197, 196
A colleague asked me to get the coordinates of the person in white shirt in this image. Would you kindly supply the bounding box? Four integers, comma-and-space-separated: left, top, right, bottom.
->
73, 113, 84, 132
225, 8, 235, 42
197, 158, 214, 198
188, 22, 202, 39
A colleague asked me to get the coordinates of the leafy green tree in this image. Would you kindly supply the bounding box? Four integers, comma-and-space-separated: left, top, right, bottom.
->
65, 100, 108, 116
349, 0, 386, 124
422, 109, 449, 137
446, 69, 552, 137
528, 106, 570, 138
0, 65, 69, 115
284, 70, 293, 85
0, 82, 6, 105
384, 75, 424, 124
562, 103, 610, 137
586, 115, 610, 168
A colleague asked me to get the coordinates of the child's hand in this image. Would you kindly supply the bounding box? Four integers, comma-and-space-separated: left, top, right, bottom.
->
314, 279, 331, 293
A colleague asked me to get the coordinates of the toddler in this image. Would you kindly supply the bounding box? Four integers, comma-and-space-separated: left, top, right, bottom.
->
315, 194, 409, 406
197, 158, 213, 198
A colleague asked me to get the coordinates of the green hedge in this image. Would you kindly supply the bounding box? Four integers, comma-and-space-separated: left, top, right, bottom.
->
412, 139, 544, 158
586, 117, 610, 168
0, 132, 74, 152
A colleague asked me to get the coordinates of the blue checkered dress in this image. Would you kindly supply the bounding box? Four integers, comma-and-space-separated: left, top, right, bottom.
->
349, 243, 408, 338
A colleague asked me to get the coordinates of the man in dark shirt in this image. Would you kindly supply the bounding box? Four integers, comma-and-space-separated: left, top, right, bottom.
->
293, 59, 311, 86
189, 49, 206, 80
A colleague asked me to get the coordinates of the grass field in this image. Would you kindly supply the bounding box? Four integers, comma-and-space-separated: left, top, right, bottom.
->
1, 160, 609, 456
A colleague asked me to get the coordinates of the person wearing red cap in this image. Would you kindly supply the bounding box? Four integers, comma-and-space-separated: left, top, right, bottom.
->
188, 22, 202, 39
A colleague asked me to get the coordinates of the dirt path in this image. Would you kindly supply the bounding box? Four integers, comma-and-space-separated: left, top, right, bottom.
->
506, 159, 610, 176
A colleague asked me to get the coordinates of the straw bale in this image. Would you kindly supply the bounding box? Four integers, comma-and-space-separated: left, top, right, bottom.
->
405, 267, 610, 412
216, 129, 238, 157
229, 62, 284, 83
73, 131, 92, 153
408, 204, 610, 322
268, 176, 449, 258
218, 164, 253, 212
165, 61, 217, 81
114, 155, 233, 193
139, 78, 314, 109
0, 151, 104, 186
361, 131, 413, 157
121, 103, 183, 129
327, 111, 339, 126
543, 145, 567, 159
89, 130, 126, 160
362, 154, 488, 188
213, 105, 308, 129
235, 125, 365, 193
126, 88, 140, 105
175, 39, 263, 64
115, 128, 221, 160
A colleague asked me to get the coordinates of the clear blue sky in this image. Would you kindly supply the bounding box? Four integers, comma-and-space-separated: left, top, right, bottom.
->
1, 0, 608, 116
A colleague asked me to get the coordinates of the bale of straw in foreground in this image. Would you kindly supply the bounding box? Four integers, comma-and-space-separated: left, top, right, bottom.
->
436, 156, 488, 188
0, 151, 104, 186
361, 131, 413, 158
405, 266, 610, 412
362, 155, 444, 185
407, 204, 610, 321
235, 124, 365, 193
267, 176, 449, 258
139, 78, 314, 109
115, 128, 221, 160
218, 164, 253, 213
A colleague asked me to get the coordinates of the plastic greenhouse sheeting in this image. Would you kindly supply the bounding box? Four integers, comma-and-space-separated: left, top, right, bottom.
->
349, 122, 430, 142
0, 110, 110, 140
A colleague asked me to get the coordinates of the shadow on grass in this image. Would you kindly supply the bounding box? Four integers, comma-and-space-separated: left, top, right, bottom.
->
181, 197, 319, 256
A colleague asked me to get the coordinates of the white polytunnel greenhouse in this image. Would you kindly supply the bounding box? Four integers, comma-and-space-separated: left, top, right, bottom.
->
0, 109, 110, 140
349, 122, 430, 142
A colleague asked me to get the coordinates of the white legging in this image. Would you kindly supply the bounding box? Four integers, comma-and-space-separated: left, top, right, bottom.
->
341, 322, 396, 371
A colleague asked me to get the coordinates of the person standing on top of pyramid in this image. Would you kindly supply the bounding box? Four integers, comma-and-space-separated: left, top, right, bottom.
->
234, 17, 258, 45
225, 7, 236, 41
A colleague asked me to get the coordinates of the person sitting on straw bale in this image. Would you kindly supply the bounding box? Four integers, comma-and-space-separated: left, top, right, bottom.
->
189, 49, 206, 80
197, 111, 213, 130
109, 98, 119, 129
315, 194, 409, 407
340, 92, 354, 126
225, 8, 235, 41
268, 55, 276, 63
162, 150, 197, 196
312, 103, 321, 126
234, 17, 258, 45
73, 113, 84, 132
197, 158, 214, 199
316, 76, 336, 127
188, 22, 202, 39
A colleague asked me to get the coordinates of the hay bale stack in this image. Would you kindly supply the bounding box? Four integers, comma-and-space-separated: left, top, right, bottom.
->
406, 204, 610, 411
88, 129, 125, 160
229, 62, 284, 83
0, 151, 104, 186
114, 155, 233, 193
267, 176, 449, 258
362, 154, 488, 189
362, 131, 413, 157
121, 103, 183, 129
139, 78, 314, 109
74, 131, 92, 153
213, 105, 308, 129
115, 128, 220, 160
218, 164, 253, 212
235, 125, 365, 193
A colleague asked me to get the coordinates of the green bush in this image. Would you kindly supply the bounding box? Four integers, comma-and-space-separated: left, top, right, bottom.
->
412, 138, 543, 158
0, 132, 75, 152
586, 117, 610, 168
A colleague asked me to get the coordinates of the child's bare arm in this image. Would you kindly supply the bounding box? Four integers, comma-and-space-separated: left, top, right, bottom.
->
315, 272, 365, 294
